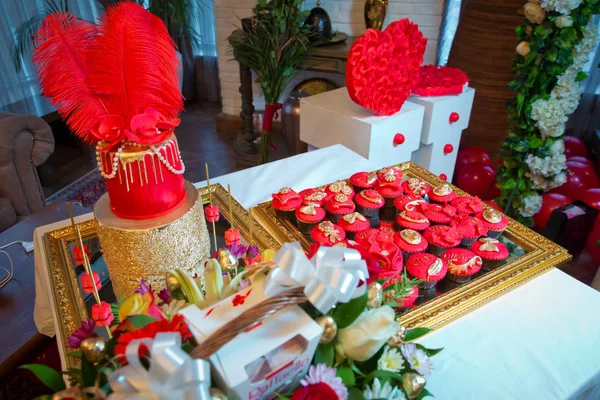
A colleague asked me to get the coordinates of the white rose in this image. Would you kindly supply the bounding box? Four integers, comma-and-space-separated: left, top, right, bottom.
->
555, 15, 573, 28
337, 306, 399, 362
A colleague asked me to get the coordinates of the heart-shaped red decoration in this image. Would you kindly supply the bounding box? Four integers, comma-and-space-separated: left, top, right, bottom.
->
346, 19, 427, 116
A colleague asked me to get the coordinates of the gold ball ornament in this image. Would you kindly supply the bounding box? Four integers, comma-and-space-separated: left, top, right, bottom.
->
524, 2, 546, 24
166, 272, 181, 292
315, 315, 338, 344
80, 336, 106, 364
516, 41, 531, 56
366, 282, 383, 308
210, 387, 228, 400
217, 249, 239, 273
402, 372, 427, 399
387, 325, 408, 348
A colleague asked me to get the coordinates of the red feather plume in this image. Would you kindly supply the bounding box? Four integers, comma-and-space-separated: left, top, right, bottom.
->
33, 13, 108, 143
89, 2, 183, 119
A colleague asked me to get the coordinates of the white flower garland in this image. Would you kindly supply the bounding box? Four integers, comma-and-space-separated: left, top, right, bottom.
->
540, 0, 583, 15
518, 193, 543, 217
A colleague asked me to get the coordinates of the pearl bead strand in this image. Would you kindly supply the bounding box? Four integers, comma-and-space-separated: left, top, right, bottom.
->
96, 141, 125, 179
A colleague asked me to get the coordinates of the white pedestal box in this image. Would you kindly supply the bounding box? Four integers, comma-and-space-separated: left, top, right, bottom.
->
300, 87, 425, 169
410, 88, 476, 181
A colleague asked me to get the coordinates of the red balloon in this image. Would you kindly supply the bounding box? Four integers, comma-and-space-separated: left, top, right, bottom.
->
567, 156, 594, 168
456, 163, 496, 197
533, 193, 572, 230
483, 183, 501, 200
455, 146, 492, 173
551, 161, 600, 199
564, 136, 587, 158
483, 200, 503, 212
587, 224, 600, 265
581, 188, 600, 210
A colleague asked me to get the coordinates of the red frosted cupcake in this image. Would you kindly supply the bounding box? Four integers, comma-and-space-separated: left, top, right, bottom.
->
377, 172, 404, 207
354, 228, 394, 248
394, 195, 427, 213
441, 248, 483, 283
366, 240, 403, 273
402, 178, 431, 198
451, 214, 488, 246
429, 183, 457, 203
383, 277, 419, 309
338, 212, 371, 240
394, 229, 428, 259
406, 253, 448, 289
355, 189, 385, 222
326, 193, 356, 223
471, 237, 509, 271
422, 203, 457, 225
423, 225, 462, 256
311, 221, 346, 246
396, 210, 430, 231
299, 188, 328, 208
325, 180, 355, 199
271, 187, 303, 220
350, 171, 379, 192
476, 208, 508, 239
397, 285, 418, 308
295, 203, 326, 235
451, 196, 483, 215
377, 166, 403, 182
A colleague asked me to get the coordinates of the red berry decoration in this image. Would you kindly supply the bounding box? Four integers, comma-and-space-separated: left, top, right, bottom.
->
567, 156, 594, 168
533, 193, 571, 230
393, 133, 405, 146
204, 205, 220, 222
449, 112, 460, 123
483, 200, 502, 212
456, 163, 495, 197
581, 188, 600, 210
456, 146, 492, 173
439, 173, 447, 181
563, 136, 587, 158
443, 144, 454, 155
552, 161, 600, 199
346, 19, 426, 116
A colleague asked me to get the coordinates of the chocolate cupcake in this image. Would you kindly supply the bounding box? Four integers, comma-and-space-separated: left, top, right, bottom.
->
325, 180, 355, 200
377, 166, 403, 182
476, 208, 508, 239
423, 225, 462, 256
326, 193, 356, 223
451, 196, 483, 215
406, 253, 448, 289
299, 188, 328, 208
355, 189, 385, 227
471, 237, 509, 271
402, 178, 430, 199
295, 203, 326, 235
394, 229, 428, 259
441, 248, 483, 283
428, 183, 457, 204
338, 212, 370, 240
310, 221, 346, 246
396, 210, 430, 232
271, 187, 303, 220
451, 214, 488, 247
422, 203, 457, 225
377, 171, 404, 207
350, 171, 379, 192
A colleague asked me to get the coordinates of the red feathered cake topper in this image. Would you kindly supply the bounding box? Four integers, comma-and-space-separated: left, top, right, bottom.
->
346, 19, 427, 116
33, 2, 183, 148
412, 65, 469, 97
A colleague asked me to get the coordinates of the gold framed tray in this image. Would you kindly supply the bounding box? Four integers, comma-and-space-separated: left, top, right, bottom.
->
43, 183, 279, 369
252, 161, 571, 330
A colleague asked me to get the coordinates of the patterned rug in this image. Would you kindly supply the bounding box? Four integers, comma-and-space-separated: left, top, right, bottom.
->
46, 169, 107, 208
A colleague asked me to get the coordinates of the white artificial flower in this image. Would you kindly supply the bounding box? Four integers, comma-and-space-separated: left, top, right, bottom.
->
518, 194, 543, 217
540, 0, 582, 14
550, 139, 565, 155
363, 378, 406, 400
555, 15, 573, 27
525, 153, 567, 176
160, 299, 187, 321
401, 343, 433, 376
571, 24, 598, 70
530, 98, 568, 139
543, 122, 566, 139
551, 73, 582, 115
377, 346, 405, 372
552, 171, 568, 188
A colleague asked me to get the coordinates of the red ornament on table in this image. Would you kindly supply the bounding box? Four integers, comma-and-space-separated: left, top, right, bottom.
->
456, 163, 495, 197
533, 193, 572, 230
411, 65, 469, 97
393, 133, 405, 146
564, 136, 587, 158
204, 205, 220, 222
346, 19, 427, 116
443, 144, 454, 155
81, 271, 102, 294
449, 112, 460, 123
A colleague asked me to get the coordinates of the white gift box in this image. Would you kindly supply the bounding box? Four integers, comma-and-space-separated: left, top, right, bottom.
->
410, 87, 476, 181
180, 284, 322, 400
300, 87, 425, 169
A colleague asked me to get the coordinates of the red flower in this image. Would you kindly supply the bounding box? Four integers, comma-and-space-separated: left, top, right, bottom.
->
81, 271, 101, 294
232, 289, 252, 307
73, 244, 91, 265
114, 314, 192, 362
91, 301, 114, 327
204, 205, 220, 222
412, 65, 469, 96
125, 107, 180, 145
91, 115, 126, 150
291, 382, 339, 400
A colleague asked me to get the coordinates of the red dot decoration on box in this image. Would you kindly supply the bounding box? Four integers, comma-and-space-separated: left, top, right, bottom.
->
444, 144, 454, 155
393, 133, 405, 146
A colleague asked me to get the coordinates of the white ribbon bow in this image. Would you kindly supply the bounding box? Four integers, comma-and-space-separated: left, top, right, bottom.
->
108, 332, 211, 400
264, 242, 369, 314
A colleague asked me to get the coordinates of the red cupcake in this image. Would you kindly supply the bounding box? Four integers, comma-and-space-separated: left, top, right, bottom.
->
423, 225, 462, 256
350, 171, 379, 191
406, 253, 448, 289
377, 172, 404, 207
429, 183, 457, 203
365, 240, 403, 273
338, 212, 371, 240
396, 210, 430, 231
476, 208, 508, 239
451, 196, 483, 215
394, 229, 428, 259
299, 188, 328, 208
402, 178, 431, 198
394, 195, 427, 213
382, 277, 419, 309
272, 187, 303, 220
310, 221, 346, 246
326, 193, 356, 223
377, 166, 403, 181
325, 180, 355, 199
441, 248, 483, 283
295, 203, 326, 235
354, 228, 394, 248
355, 189, 385, 220
451, 214, 488, 246
397, 285, 418, 308
471, 237, 509, 271
422, 203, 457, 225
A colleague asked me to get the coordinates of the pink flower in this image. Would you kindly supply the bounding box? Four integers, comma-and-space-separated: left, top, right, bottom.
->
67, 319, 95, 348
299, 364, 348, 400
81, 271, 102, 294
125, 107, 180, 145
92, 115, 126, 150
91, 301, 114, 327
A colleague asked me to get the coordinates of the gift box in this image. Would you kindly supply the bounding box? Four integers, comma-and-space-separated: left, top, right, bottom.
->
543, 200, 599, 256
180, 283, 322, 400
299, 87, 425, 169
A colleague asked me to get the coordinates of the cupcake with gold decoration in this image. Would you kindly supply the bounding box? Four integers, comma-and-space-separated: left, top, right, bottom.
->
396, 210, 430, 232
325, 180, 355, 200
325, 193, 356, 223
470, 237, 509, 271
271, 187, 303, 220
428, 183, 457, 203
295, 203, 326, 235
476, 208, 508, 239
350, 171, 379, 192
338, 212, 370, 240
394, 229, 428, 259
441, 248, 483, 283
402, 178, 431, 199
311, 221, 346, 246
406, 253, 447, 289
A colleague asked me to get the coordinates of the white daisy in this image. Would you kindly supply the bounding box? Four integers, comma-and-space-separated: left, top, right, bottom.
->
401, 343, 433, 376
377, 346, 405, 372
363, 378, 406, 400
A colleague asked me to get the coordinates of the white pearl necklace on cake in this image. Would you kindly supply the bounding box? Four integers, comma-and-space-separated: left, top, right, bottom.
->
96, 141, 125, 179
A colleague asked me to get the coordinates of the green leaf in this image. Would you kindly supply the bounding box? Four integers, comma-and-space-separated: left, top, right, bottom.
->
364, 369, 404, 384
416, 344, 444, 357
282, 66, 293, 77
514, 140, 530, 152
332, 293, 367, 329
348, 387, 365, 400
336, 362, 356, 386
20, 364, 66, 392
529, 136, 543, 149
67, 350, 82, 359
534, 21, 553, 37
127, 315, 159, 329
545, 47, 558, 62
81, 356, 97, 388
416, 388, 435, 399
404, 327, 432, 341
503, 178, 517, 190
314, 342, 335, 367
575, 71, 588, 82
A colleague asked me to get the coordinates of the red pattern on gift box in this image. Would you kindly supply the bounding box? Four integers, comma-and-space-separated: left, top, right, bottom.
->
232, 288, 253, 307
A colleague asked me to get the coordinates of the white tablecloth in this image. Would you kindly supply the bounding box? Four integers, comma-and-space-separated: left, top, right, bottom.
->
33, 144, 600, 399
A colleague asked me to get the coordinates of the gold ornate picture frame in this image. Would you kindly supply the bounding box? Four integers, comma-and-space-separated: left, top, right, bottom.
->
251, 161, 572, 330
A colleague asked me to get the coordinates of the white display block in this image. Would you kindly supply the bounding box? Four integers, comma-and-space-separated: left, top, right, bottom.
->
300, 88, 425, 169
410, 88, 476, 181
